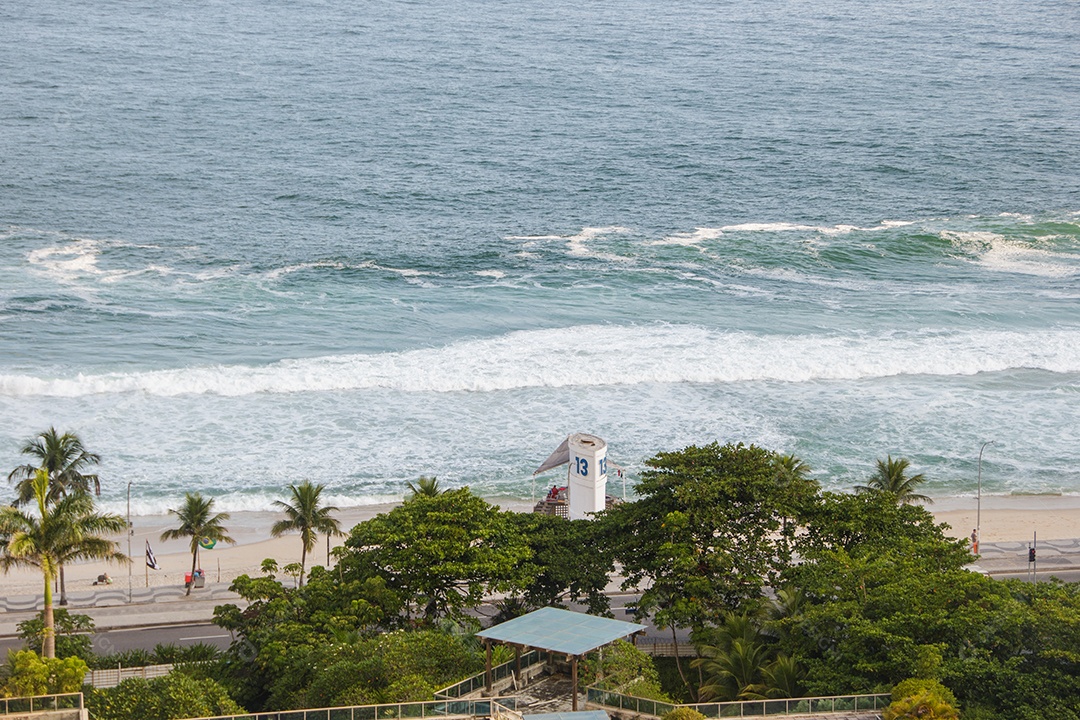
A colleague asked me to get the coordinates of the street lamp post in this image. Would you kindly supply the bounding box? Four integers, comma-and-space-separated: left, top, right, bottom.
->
127, 481, 133, 604
977, 441, 994, 553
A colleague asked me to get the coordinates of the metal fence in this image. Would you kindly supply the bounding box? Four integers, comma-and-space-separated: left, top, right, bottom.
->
183, 697, 521, 720
87, 662, 175, 688
1, 693, 84, 715
434, 651, 545, 700
587, 687, 892, 718
633, 641, 696, 658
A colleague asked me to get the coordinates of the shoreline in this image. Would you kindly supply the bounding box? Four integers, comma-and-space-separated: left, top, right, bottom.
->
1, 494, 1075, 600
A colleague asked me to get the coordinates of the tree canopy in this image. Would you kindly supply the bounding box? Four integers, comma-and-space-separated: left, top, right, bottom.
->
340, 488, 530, 623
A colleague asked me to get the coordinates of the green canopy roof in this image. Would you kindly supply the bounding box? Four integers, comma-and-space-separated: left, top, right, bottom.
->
475, 607, 646, 657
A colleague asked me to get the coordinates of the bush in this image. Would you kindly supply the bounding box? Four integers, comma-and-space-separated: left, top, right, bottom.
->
86, 672, 244, 720
579, 639, 668, 699
661, 709, 708, 720
886, 678, 960, 720
892, 678, 957, 707
381, 674, 435, 702
377, 630, 483, 687
89, 648, 155, 670
0, 651, 88, 697
884, 691, 960, 720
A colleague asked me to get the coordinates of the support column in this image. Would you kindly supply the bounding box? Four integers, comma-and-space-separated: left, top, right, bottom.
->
571, 655, 578, 711
485, 640, 493, 694
514, 645, 522, 684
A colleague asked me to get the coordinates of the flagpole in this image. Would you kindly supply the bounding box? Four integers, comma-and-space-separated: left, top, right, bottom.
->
127, 481, 132, 604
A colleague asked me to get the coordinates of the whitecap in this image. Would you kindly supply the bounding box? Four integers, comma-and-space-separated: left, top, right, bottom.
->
945, 231, 1080, 278
4, 324, 1079, 398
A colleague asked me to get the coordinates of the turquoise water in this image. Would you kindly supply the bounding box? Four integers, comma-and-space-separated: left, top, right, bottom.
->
2, 0, 1079, 513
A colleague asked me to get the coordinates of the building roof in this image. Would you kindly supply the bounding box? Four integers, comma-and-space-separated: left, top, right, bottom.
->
525, 712, 609, 720
475, 607, 646, 657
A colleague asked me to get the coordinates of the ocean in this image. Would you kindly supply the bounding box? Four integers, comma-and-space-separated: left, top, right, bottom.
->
2, 0, 1079, 515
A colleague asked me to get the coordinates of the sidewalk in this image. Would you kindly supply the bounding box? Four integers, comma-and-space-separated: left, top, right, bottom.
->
0, 584, 243, 637
970, 538, 1080, 575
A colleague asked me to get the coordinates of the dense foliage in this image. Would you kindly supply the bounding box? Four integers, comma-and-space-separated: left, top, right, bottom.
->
86, 672, 243, 720
17, 609, 95, 663
0, 650, 87, 697
8, 434, 1080, 719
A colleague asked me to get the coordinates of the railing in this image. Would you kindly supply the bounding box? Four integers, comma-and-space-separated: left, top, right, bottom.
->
587, 687, 892, 718
1, 693, 84, 715
490, 701, 524, 720
87, 662, 175, 688
182, 697, 520, 720
434, 651, 545, 700
633, 641, 696, 658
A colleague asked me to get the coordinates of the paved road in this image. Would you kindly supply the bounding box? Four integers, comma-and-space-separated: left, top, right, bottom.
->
0, 622, 233, 659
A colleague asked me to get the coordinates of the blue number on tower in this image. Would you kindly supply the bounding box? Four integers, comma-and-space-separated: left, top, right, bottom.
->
576, 457, 589, 476
599, 458, 607, 476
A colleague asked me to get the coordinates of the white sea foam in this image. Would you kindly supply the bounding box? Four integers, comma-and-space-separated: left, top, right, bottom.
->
475, 269, 507, 279
4, 325, 1078, 398
651, 228, 725, 246
717, 221, 912, 235
506, 227, 633, 261
945, 231, 1080, 278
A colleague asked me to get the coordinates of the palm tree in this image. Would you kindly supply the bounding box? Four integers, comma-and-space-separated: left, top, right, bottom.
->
8, 427, 104, 606
693, 637, 772, 701
270, 480, 342, 586
0, 469, 127, 658
773, 453, 818, 556
406, 475, 441, 498
8, 427, 102, 504
855, 455, 932, 504
161, 493, 235, 596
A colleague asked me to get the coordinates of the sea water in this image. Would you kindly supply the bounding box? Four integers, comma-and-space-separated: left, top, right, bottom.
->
1, 0, 1079, 514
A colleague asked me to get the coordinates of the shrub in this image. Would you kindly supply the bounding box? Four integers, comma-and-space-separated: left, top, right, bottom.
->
377, 630, 482, 687
381, 674, 435, 702
884, 690, 960, 720
90, 648, 155, 670
86, 672, 244, 720
0, 651, 88, 697
886, 678, 961, 720
892, 678, 958, 707
661, 709, 708, 720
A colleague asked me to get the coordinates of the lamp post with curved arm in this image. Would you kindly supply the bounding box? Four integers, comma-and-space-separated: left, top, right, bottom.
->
977, 441, 994, 553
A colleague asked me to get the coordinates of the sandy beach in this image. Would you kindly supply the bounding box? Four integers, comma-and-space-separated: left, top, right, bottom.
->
1, 494, 1076, 600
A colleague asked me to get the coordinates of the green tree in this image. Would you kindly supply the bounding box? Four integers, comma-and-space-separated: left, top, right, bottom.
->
8, 427, 104, 606
855, 455, 931, 504
161, 493, 235, 596
341, 488, 531, 623
0, 470, 127, 658
17, 609, 95, 662
503, 512, 613, 615
270, 480, 343, 586
406, 475, 441, 498
603, 443, 812, 693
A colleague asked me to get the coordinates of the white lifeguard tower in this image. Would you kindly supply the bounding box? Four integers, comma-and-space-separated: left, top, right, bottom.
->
532, 433, 614, 520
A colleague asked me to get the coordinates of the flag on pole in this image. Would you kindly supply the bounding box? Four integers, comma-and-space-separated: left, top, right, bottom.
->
146, 540, 160, 570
